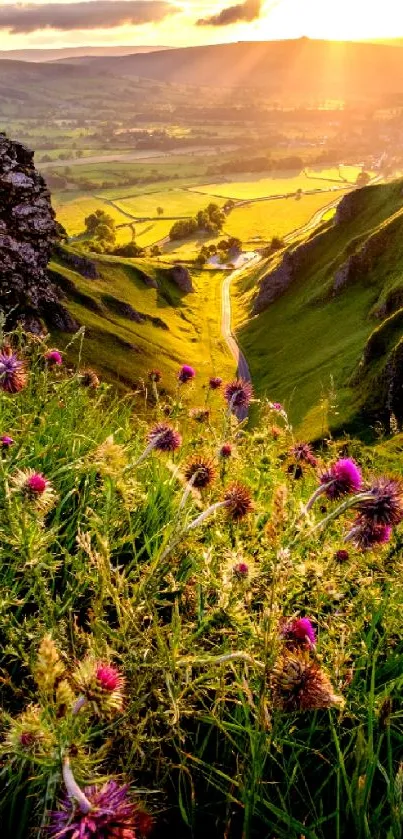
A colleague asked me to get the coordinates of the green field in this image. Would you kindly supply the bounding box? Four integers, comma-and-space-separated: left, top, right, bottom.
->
224, 191, 346, 246
52, 194, 131, 236
113, 189, 226, 219
51, 253, 235, 391
191, 172, 350, 200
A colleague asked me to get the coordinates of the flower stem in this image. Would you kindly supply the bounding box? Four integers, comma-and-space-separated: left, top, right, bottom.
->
62, 758, 93, 814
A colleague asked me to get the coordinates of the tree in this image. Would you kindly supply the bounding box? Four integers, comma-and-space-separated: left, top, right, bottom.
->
96, 224, 116, 246
356, 171, 371, 187
156, 207, 164, 216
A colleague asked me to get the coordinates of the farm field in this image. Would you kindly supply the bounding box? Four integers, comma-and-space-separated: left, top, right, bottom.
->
113, 189, 226, 219
224, 190, 346, 246
191, 171, 351, 199
114, 219, 173, 247
52, 193, 131, 236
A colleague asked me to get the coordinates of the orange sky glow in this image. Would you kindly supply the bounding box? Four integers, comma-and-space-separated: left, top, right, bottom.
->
0, 0, 403, 50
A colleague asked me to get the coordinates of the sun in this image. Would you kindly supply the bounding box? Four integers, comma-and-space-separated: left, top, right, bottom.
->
253, 0, 403, 42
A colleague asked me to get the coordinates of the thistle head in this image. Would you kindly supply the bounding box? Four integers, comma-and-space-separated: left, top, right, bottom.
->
209, 376, 223, 390
148, 369, 161, 383
0, 346, 27, 394
281, 617, 316, 648
357, 477, 403, 526
184, 457, 216, 489
335, 549, 349, 562
72, 658, 124, 717
291, 442, 318, 467
271, 652, 343, 712
45, 349, 63, 366
0, 434, 14, 449
79, 369, 100, 389
147, 423, 182, 452
5, 705, 55, 756
178, 364, 195, 384
49, 779, 150, 839
349, 519, 393, 550
189, 407, 210, 423
224, 482, 253, 521
224, 379, 253, 409
11, 469, 56, 513
219, 443, 232, 458
320, 458, 362, 500
270, 401, 283, 412
233, 561, 249, 578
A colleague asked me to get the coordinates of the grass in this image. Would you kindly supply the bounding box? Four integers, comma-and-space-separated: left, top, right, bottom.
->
113, 190, 226, 219
1, 334, 403, 839
191, 172, 350, 200
52, 193, 131, 236
232, 179, 403, 439
50, 253, 235, 393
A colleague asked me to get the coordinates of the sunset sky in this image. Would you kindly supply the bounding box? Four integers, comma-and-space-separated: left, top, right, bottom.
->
0, 0, 403, 51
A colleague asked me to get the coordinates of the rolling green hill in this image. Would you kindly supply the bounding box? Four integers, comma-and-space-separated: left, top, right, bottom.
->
233, 179, 403, 439
50, 250, 235, 394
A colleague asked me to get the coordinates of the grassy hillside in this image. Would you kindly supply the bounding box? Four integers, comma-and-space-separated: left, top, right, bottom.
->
50, 250, 235, 393
233, 179, 403, 439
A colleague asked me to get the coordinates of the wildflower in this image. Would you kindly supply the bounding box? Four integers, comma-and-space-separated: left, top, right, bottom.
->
219, 443, 232, 458
0, 346, 27, 393
79, 369, 100, 389
72, 659, 124, 717
334, 549, 349, 562
11, 469, 56, 513
271, 652, 343, 712
50, 764, 149, 839
178, 364, 195, 383
45, 349, 63, 366
224, 482, 253, 521
347, 519, 393, 550
233, 561, 249, 578
5, 705, 55, 756
271, 425, 283, 439
148, 369, 161, 382
320, 458, 362, 501
209, 376, 223, 390
185, 457, 216, 489
291, 442, 318, 468
356, 477, 403, 526
189, 407, 210, 423
270, 402, 283, 412
281, 617, 316, 648
224, 379, 253, 409
147, 423, 182, 453
0, 434, 14, 448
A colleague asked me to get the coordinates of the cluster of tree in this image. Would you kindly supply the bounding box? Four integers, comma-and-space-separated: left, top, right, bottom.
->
195, 237, 242, 266
84, 210, 116, 251
169, 203, 226, 242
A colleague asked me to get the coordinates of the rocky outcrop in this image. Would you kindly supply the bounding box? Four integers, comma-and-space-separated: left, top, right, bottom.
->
252, 236, 318, 314
163, 265, 194, 293
0, 134, 75, 332
335, 187, 369, 225
102, 294, 168, 329
54, 245, 98, 279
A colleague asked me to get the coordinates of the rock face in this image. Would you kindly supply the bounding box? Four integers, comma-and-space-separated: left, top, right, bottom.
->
252, 236, 318, 314
0, 134, 76, 332
164, 265, 194, 293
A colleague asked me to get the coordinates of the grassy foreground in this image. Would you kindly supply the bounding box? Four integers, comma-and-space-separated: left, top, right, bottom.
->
1, 329, 403, 838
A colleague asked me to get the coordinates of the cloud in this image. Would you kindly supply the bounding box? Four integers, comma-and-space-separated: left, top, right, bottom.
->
0, 1, 178, 34
197, 0, 262, 26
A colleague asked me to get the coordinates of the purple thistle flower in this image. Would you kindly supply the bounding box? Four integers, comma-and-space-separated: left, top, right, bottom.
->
320, 458, 362, 501
334, 549, 349, 562
209, 376, 223, 390
45, 350, 63, 366
49, 779, 141, 839
291, 442, 318, 468
26, 473, 48, 495
348, 519, 393, 550
233, 561, 249, 578
356, 477, 403, 526
178, 365, 195, 384
224, 379, 253, 409
271, 402, 283, 412
0, 435, 14, 448
0, 347, 27, 393
281, 617, 316, 648
220, 443, 232, 459
147, 423, 182, 452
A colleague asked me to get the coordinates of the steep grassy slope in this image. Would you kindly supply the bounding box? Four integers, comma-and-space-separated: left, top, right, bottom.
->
50, 251, 235, 393
233, 179, 403, 439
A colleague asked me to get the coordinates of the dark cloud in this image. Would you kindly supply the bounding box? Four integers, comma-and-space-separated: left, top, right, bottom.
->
197, 0, 262, 26
0, 1, 178, 34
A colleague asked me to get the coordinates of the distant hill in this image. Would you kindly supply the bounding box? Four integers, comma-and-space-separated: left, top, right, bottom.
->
0, 45, 168, 63
84, 38, 403, 97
